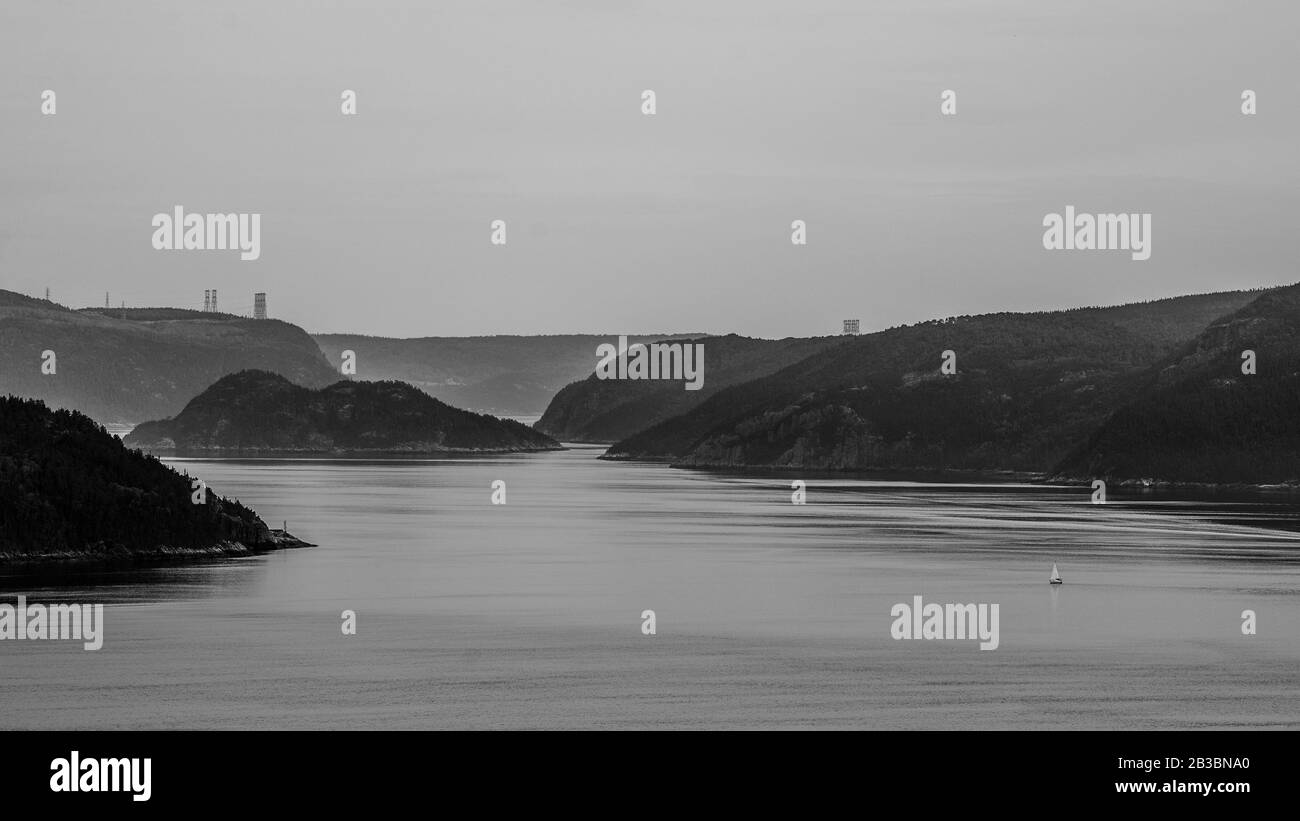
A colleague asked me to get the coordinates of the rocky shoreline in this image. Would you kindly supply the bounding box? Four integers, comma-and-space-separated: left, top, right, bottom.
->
0, 530, 316, 568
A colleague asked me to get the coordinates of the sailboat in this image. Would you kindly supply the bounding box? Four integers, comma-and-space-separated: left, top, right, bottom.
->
1049, 563, 1063, 585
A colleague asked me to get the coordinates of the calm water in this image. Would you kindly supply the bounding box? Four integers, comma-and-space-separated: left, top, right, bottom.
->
2, 445, 1298, 729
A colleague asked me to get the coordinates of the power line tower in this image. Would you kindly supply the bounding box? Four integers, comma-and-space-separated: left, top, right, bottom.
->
105, 292, 110, 309
212, 289, 218, 313
45, 287, 50, 301
203, 290, 210, 312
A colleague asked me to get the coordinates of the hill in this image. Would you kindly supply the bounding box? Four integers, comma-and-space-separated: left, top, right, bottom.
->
0, 290, 338, 426
0, 395, 282, 564
125, 370, 563, 454
603, 289, 1270, 471
1054, 284, 1300, 484
312, 333, 700, 417
535, 334, 845, 442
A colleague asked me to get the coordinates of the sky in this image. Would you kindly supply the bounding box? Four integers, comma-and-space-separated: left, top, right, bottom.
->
2, 0, 1297, 338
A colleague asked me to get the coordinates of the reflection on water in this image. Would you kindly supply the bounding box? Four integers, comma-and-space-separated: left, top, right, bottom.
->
2, 445, 1298, 729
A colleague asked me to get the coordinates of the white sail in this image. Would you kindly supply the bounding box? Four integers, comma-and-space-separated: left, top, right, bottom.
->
1049, 563, 1062, 583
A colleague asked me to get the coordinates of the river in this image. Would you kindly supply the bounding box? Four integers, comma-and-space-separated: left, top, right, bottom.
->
2, 445, 1298, 729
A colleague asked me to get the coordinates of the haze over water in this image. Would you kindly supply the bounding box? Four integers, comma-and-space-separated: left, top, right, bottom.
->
2, 445, 1298, 729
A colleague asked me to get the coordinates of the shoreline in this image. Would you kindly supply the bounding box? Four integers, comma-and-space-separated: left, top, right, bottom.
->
131, 444, 565, 457
0, 531, 316, 569
1048, 475, 1300, 493
603, 455, 1300, 492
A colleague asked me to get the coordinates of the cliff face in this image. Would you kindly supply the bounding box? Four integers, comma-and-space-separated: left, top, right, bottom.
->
535, 334, 844, 443
604, 289, 1271, 472
1055, 284, 1300, 484
125, 370, 562, 454
0, 396, 274, 561
0, 291, 338, 426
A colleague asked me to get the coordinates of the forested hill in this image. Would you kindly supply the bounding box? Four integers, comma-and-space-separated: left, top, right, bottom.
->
0, 290, 337, 426
603, 288, 1270, 472
535, 334, 844, 443
1054, 283, 1300, 484
0, 396, 272, 562
125, 370, 563, 454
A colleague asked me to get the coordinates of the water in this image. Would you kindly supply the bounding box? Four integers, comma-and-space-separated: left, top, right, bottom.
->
2, 445, 1298, 729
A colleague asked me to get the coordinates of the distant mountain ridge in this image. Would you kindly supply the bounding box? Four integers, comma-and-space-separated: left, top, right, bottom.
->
0, 290, 337, 426
598, 288, 1272, 473
125, 370, 562, 454
313, 333, 701, 417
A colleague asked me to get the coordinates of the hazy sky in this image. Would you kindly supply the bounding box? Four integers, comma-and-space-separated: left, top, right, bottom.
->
2, 0, 1297, 337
